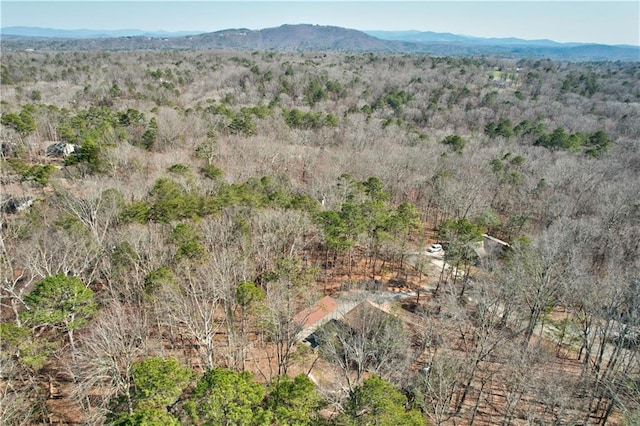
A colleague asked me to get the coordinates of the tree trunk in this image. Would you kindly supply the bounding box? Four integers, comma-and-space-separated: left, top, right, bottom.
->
524, 304, 541, 346
455, 359, 479, 414
469, 376, 487, 426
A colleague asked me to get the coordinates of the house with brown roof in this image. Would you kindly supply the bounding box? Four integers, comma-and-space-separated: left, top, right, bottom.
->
294, 295, 340, 341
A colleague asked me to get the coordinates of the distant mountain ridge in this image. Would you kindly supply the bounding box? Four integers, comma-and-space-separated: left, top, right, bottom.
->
1, 24, 638, 62
0, 26, 202, 38
190, 25, 393, 51
365, 30, 585, 47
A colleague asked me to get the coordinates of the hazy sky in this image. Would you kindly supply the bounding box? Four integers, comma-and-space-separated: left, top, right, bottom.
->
2, 1, 639, 46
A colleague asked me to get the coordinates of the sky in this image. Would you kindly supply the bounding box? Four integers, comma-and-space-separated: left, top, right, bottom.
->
1, 1, 639, 46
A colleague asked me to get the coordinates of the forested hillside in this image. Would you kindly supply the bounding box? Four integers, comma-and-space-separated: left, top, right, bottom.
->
1, 49, 639, 425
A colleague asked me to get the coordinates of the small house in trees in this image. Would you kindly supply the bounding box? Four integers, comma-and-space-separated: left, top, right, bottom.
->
301, 296, 423, 345
475, 234, 510, 260
1, 194, 33, 214
295, 296, 340, 341
45, 142, 76, 158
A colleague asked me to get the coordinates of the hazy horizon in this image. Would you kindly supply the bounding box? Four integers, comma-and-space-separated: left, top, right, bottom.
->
1, 1, 639, 46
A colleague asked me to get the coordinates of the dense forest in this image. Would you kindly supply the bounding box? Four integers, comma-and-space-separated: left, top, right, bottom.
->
1, 48, 639, 425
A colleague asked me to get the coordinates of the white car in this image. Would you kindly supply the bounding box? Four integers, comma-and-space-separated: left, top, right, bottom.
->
427, 243, 442, 253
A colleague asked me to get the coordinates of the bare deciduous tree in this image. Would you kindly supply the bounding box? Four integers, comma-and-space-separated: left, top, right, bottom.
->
72, 301, 152, 422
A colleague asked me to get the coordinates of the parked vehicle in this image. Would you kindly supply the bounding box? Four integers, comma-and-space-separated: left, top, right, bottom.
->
427, 243, 442, 253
